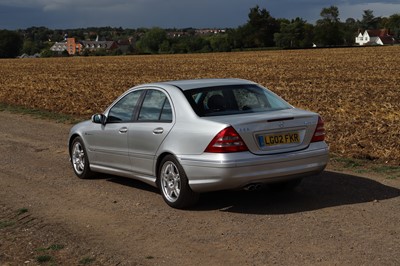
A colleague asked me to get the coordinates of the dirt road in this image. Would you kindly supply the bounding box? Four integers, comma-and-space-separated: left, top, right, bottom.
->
0, 111, 399, 265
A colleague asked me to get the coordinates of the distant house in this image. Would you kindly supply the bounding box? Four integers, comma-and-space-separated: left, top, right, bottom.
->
50, 41, 67, 53
195, 29, 226, 35
355, 29, 396, 46
116, 38, 135, 54
81, 40, 118, 51
167, 31, 186, 38
49, 37, 120, 55
67, 38, 83, 55
18, 53, 40, 58
49, 38, 82, 55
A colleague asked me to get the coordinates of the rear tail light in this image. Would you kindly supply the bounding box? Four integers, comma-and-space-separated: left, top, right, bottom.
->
205, 126, 249, 153
311, 116, 325, 142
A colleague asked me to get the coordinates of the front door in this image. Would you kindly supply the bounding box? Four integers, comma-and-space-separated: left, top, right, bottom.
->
91, 90, 143, 171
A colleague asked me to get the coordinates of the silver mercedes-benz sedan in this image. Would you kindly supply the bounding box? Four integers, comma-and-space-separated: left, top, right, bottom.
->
68, 78, 329, 208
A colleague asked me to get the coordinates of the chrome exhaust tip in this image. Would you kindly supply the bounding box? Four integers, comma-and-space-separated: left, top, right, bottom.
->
243, 183, 262, 191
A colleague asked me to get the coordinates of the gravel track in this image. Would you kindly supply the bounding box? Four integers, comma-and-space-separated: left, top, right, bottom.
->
0, 111, 399, 265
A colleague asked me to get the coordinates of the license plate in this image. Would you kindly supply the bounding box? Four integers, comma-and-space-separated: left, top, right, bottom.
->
258, 132, 300, 147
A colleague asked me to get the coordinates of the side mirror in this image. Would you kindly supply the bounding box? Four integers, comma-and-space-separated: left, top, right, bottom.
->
91, 114, 107, 125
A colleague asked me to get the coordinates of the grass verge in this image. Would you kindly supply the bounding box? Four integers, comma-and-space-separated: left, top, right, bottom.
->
329, 154, 400, 180
0, 103, 86, 124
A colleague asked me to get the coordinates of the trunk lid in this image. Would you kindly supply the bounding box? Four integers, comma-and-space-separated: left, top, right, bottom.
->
204, 109, 320, 155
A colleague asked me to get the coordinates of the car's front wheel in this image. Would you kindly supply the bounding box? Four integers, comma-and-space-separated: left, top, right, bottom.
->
158, 155, 199, 209
70, 137, 94, 179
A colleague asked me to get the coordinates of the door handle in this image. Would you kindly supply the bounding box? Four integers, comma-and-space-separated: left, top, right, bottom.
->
119, 127, 128, 133
153, 127, 164, 134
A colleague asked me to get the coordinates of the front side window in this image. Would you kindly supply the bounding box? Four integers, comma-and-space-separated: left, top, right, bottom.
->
138, 90, 172, 122
107, 90, 142, 122
185, 84, 291, 117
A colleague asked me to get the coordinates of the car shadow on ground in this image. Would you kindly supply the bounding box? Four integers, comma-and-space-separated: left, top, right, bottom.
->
100, 171, 400, 214
102, 175, 160, 194
195, 171, 400, 214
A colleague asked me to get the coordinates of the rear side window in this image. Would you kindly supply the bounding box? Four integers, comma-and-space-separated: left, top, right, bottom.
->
185, 84, 291, 117
138, 90, 172, 122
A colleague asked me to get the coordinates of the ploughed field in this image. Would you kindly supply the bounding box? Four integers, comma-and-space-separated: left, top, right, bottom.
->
0, 46, 399, 163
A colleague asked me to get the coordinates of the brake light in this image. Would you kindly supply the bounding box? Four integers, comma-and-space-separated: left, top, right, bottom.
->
205, 126, 249, 153
311, 116, 325, 142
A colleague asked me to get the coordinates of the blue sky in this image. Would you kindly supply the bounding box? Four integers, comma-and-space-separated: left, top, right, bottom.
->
0, 0, 399, 29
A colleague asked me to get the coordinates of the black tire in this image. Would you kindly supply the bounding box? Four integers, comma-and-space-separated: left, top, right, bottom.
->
269, 178, 302, 191
70, 137, 95, 179
157, 155, 199, 209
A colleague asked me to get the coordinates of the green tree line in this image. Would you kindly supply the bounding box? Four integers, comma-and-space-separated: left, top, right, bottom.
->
1, 5, 399, 58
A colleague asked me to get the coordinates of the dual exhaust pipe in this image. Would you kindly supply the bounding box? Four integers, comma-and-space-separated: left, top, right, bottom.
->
243, 183, 262, 191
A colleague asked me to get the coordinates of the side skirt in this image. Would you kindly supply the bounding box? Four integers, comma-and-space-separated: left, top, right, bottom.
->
90, 164, 157, 187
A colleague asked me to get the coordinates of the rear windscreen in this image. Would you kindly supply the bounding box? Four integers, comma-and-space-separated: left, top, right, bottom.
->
184, 84, 292, 117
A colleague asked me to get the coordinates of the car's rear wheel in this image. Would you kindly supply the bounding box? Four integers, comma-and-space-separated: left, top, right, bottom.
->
158, 155, 199, 209
70, 137, 94, 179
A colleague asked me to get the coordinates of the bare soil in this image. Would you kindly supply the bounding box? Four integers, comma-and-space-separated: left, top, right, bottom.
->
1, 111, 399, 266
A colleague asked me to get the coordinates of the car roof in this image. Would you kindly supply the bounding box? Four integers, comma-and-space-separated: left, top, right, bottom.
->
146, 78, 257, 91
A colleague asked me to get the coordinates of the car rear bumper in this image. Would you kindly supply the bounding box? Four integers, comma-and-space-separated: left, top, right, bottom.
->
178, 142, 329, 193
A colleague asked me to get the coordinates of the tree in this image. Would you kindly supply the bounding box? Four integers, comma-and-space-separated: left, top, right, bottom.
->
159, 40, 171, 54
0, 30, 23, 58
274, 18, 314, 48
170, 39, 188, 54
230, 24, 253, 49
343, 17, 359, 45
136, 27, 167, 54
361, 10, 381, 30
21, 39, 40, 55
40, 49, 56, 58
320, 6, 340, 23
232, 5, 279, 49
384, 13, 400, 39
20, 27, 53, 55
207, 34, 231, 52
247, 5, 279, 47
172, 35, 210, 53
314, 6, 344, 46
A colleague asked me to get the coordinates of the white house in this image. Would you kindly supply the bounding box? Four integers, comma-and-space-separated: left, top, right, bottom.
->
50, 41, 67, 52
355, 29, 396, 46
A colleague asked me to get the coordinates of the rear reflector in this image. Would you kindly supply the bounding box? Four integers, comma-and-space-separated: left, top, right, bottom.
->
311, 116, 325, 142
205, 126, 249, 153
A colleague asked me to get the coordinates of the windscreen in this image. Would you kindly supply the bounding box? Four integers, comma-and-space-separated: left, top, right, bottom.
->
184, 84, 292, 117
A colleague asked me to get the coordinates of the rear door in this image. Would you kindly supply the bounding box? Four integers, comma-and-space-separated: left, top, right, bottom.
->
128, 89, 174, 175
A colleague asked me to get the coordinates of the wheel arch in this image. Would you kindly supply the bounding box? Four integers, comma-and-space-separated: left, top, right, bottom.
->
155, 152, 174, 183
68, 134, 82, 156
156, 152, 199, 208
